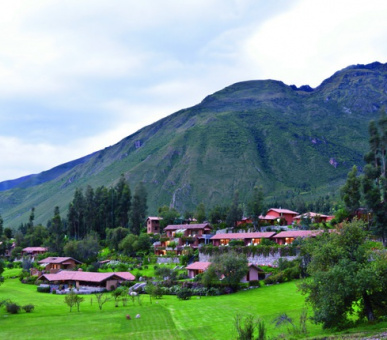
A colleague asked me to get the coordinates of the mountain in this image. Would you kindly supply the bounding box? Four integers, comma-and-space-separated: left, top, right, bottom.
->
0, 61, 387, 228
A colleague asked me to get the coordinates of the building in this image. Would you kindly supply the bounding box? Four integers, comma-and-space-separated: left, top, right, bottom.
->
154, 223, 213, 255
293, 212, 334, 224
21, 247, 48, 258
186, 261, 265, 282
146, 217, 163, 234
38, 257, 82, 274
272, 230, 323, 245
186, 262, 211, 278
38, 270, 135, 291
260, 208, 299, 225
210, 232, 276, 246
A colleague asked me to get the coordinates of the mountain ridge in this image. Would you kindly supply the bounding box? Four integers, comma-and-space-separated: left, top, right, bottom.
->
0, 61, 386, 228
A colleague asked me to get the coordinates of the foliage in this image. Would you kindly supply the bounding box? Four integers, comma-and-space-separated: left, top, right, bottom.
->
158, 206, 180, 231
22, 304, 35, 313
195, 202, 206, 223
234, 314, 267, 340
247, 186, 264, 230
210, 251, 249, 290
6, 302, 21, 314
37, 286, 51, 293
130, 182, 147, 235
63, 233, 100, 263
176, 287, 192, 300
299, 219, 387, 329
94, 292, 111, 311
340, 165, 361, 214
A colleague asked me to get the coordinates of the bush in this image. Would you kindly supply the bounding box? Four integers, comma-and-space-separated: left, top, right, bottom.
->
176, 287, 192, 300
22, 304, 35, 313
6, 303, 21, 314
249, 280, 260, 287
37, 286, 51, 293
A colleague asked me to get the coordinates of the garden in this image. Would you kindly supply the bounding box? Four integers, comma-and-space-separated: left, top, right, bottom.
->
1, 267, 387, 339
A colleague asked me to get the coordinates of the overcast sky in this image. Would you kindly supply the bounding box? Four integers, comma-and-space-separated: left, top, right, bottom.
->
0, 0, 386, 182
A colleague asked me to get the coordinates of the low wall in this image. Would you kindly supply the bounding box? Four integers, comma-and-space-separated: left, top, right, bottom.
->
199, 252, 298, 266
156, 257, 180, 264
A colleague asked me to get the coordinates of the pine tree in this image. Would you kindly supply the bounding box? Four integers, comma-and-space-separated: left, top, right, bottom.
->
130, 182, 148, 235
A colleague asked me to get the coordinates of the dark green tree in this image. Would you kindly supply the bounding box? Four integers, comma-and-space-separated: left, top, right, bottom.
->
362, 111, 387, 244
226, 191, 243, 228
210, 251, 248, 290
247, 186, 264, 230
84, 185, 96, 235
130, 182, 147, 235
340, 165, 361, 215
195, 202, 206, 223
47, 206, 65, 254
114, 175, 131, 228
299, 220, 387, 329
67, 188, 85, 239
158, 206, 180, 231
0, 214, 3, 237
63, 234, 100, 263
106, 227, 129, 250
209, 205, 228, 224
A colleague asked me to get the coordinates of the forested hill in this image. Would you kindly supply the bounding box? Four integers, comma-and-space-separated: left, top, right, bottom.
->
0, 61, 387, 228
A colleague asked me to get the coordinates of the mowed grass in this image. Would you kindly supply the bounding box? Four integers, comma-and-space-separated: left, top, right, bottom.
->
1, 271, 387, 339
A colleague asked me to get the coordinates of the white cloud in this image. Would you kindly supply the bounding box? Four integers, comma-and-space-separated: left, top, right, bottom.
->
0, 0, 386, 182
243, 0, 387, 87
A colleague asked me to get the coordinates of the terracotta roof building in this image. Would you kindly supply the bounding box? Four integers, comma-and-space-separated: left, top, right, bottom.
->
39, 270, 135, 291
211, 232, 276, 246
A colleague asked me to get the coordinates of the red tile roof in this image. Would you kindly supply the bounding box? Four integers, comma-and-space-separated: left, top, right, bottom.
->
272, 230, 323, 238
22, 247, 48, 252
164, 223, 211, 231
211, 232, 276, 240
147, 216, 163, 221
186, 262, 211, 271
294, 212, 332, 219
39, 270, 135, 283
267, 208, 299, 215
38, 257, 82, 264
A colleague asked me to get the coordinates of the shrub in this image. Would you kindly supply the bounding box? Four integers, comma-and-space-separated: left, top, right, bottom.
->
37, 286, 51, 293
176, 287, 192, 300
22, 304, 35, 313
6, 303, 21, 314
249, 280, 260, 287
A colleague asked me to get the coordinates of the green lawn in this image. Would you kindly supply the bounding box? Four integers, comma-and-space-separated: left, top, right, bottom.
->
1, 272, 387, 339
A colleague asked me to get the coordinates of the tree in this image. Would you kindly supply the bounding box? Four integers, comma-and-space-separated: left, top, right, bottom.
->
299, 219, 387, 329
0, 259, 4, 287
130, 182, 147, 235
210, 251, 248, 290
47, 206, 65, 254
158, 206, 180, 231
0, 214, 3, 237
247, 186, 264, 230
209, 205, 228, 224
94, 292, 111, 310
114, 175, 131, 228
64, 291, 77, 312
195, 202, 206, 223
362, 112, 387, 244
118, 234, 138, 256
67, 188, 85, 239
226, 191, 243, 228
340, 165, 361, 215
106, 227, 129, 250
63, 234, 100, 263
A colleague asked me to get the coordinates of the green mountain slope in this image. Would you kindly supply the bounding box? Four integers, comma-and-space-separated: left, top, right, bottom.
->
1, 62, 386, 228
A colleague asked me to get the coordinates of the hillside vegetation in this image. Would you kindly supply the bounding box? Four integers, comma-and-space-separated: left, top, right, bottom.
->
0, 62, 387, 228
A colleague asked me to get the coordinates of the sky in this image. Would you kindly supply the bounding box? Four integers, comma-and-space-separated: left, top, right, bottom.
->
0, 0, 386, 182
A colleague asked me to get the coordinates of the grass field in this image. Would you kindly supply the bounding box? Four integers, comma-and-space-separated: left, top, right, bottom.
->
1, 270, 387, 339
